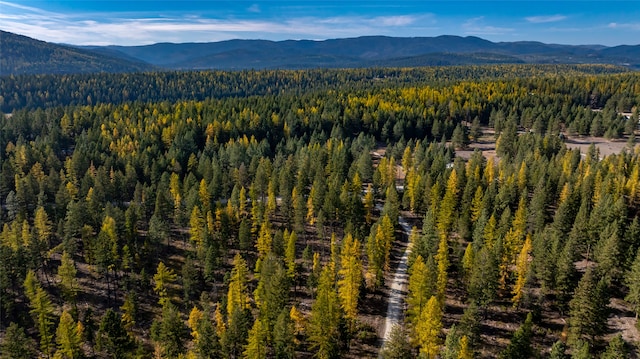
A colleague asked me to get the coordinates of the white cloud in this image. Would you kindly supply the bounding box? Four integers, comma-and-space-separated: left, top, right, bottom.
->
608, 22, 640, 30
462, 17, 513, 36
247, 4, 261, 13
0, 1, 435, 45
525, 15, 567, 24
375, 15, 418, 27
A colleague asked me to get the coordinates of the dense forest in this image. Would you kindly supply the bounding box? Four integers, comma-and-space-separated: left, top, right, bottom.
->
1, 64, 640, 358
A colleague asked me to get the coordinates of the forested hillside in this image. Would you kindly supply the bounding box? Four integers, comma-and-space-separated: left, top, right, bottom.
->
1, 65, 640, 358
0, 31, 155, 76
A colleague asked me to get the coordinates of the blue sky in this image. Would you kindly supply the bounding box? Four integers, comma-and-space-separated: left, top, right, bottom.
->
1, 1, 639, 46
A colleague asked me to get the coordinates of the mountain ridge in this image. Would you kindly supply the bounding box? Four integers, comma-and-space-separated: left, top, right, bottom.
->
1, 30, 639, 75
0, 30, 156, 75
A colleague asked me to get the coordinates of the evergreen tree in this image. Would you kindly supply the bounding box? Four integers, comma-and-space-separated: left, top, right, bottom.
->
458, 303, 481, 346
498, 313, 533, 359
151, 302, 188, 358
549, 340, 568, 359
570, 340, 590, 359
468, 244, 499, 307
97, 309, 135, 359
625, 249, 640, 318
253, 253, 289, 334
600, 334, 628, 359
379, 325, 412, 359
568, 269, 609, 345
441, 325, 461, 359
222, 307, 251, 359
451, 123, 469, 150
273, 308, 295, 359
1, 322, 37, 359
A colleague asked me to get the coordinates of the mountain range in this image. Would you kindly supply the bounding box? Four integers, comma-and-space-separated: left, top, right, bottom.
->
1, 30, 639, 75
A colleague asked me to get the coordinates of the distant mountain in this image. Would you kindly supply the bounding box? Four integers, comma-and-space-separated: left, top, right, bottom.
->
0, 31, 155, 75
89, 35, 640, 70
1, 31, 639, 75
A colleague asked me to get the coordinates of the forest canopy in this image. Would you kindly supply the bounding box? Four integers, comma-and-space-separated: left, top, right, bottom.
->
1, 64, 640, 358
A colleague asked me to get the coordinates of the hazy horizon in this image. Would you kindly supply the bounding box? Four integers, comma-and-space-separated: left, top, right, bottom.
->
1, 1, 639, 47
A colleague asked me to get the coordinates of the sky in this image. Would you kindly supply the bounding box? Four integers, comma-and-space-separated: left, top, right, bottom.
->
1, 1, 639, 46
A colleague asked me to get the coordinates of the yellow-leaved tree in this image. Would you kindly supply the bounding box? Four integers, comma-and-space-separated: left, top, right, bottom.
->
407, 255, 435, 327
153, 261, 177, 305
227, 253, 249, 322
415, 295, 443, 359
338, 233, 362, 329
512, 234, 532, 307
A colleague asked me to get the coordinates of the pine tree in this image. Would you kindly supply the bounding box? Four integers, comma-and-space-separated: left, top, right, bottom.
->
222, 306, 251, 358
459, 303, 481, 346
498, 313, 533, 359
568, 269, 609, 345
601, 334, 628, 359
253, 253, 289, 333
308, 266, 341, 359
96, 309, 135, 359
549, 340, 568, 359
195, 309, 220, 359
570, 340, 590, 359
415, 296, 442, 359
468, 245, 500, 307
338, 233, 362, 328
625, 249, 640, 318
441, 325, 461, 359
379, 325, 412, 359
273, 308, 295, 359
1, 322, 37, 359
151, 302, 188, 358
